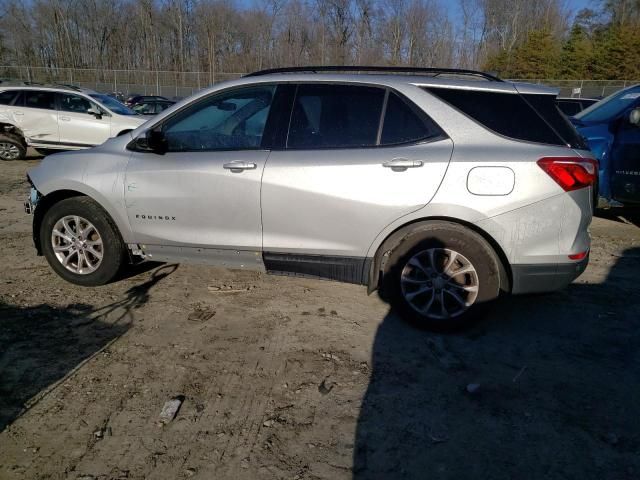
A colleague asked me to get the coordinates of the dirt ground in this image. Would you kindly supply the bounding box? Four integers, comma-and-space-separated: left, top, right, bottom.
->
0, 157, 639, 480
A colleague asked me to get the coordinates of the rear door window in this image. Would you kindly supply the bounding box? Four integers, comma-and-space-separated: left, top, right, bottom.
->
24, 90, 56, 110
425, 88, 585, 148
287, 84, 385, 149
381, 92, 443, 145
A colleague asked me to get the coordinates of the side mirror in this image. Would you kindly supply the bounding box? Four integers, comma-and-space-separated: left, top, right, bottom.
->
132, 129, 168, 154
629, 108, 640, 126
87, 106, 102, 119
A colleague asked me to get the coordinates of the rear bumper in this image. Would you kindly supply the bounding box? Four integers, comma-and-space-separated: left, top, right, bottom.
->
511, 255, 589, 294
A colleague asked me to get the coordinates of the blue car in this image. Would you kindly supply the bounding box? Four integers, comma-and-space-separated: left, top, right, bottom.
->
572, 85, 640, 208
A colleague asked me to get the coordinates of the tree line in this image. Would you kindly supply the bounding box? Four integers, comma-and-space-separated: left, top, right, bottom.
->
0, 0, 638, 80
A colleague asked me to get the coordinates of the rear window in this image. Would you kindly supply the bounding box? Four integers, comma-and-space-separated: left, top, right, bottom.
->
557, 100, 582, 117
0, 90, 17, 105
425, 88, 586, 149
24, 90, 56, 110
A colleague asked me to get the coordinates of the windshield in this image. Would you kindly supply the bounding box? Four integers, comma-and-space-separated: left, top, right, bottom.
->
575, 85, 640, 123
90, 94, 138, 115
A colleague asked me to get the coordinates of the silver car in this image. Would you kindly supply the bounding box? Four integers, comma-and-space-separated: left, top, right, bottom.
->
25, 67, 596, 330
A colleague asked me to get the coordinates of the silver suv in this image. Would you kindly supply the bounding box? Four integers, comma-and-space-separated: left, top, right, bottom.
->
25, 67, 596, 329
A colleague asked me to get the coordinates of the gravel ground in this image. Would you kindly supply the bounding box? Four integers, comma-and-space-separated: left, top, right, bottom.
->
1, 158, 639, 480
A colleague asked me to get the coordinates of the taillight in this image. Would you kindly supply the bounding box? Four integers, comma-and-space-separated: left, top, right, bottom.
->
537, 157, 598, 192
569, 250, 588, 260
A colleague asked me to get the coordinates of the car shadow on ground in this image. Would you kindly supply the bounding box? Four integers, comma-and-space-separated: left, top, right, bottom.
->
0, 264, 177, 432
354, 248, 640, 479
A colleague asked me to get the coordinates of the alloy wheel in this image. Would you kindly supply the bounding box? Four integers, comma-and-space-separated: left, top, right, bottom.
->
0, 142, 21, 160
400, 248, 479, 319
51, 215, 104, 274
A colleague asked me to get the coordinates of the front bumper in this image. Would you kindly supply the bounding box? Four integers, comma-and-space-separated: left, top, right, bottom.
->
511, 255, 589, 294
24, 187, 39, 214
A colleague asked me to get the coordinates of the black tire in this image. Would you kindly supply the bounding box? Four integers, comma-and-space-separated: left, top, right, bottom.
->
381, 221, 502, 331
0, 133, 26, 160
40, 196, 127, 286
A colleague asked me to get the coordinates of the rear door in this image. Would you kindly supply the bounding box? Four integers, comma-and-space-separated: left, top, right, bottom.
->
11, 90, 59, 145
57, 92, 111, 146
261, 83, 453, 261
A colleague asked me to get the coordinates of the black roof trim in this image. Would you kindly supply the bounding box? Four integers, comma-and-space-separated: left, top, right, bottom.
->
245, 66, 503, 82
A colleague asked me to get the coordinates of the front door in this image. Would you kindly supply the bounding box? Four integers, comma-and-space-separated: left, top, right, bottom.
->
261, 84, 453, 260
125, 84, 277, 252
57, 93, 111, 147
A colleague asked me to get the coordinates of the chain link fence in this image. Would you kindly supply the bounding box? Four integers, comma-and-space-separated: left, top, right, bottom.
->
0, 66, 638, 100
508, 79, 639, 98
0, 66, 244, 99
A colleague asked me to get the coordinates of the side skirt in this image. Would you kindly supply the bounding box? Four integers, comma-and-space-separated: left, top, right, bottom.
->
263, 252, 371, 285
139, 245, 265, 271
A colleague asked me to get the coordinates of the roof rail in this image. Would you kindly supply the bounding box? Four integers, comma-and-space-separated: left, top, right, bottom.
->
51, 83, 84, 91
245, 66, 503, 82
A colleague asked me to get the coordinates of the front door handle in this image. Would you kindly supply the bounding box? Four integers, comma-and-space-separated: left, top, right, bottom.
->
60, 116, 70, 121
13, 111, 24, 116
383, 158, 424, 170
223, 161, 257, 171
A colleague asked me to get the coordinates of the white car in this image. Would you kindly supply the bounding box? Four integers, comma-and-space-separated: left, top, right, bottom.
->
0, 85, 147, 159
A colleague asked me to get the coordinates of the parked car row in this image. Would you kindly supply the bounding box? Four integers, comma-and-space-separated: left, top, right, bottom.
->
0, 85, 147, 159
0, 86, 181, 160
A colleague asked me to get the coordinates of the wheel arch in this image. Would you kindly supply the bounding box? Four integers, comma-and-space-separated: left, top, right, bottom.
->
32, 188, 131, 256
0, 122, 26, 144
366, 216, 512, 295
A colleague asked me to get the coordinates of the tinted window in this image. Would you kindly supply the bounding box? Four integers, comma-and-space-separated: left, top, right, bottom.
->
0, 90, 17, 105
59, 93, 94, 114
524, 94, 587, 149
426, 88, 579, 148
557, 100, 582, 117
287, 84, 385, 148
163, 85, 275, 151
381, 92, 442, 145
24, 91, 56, 110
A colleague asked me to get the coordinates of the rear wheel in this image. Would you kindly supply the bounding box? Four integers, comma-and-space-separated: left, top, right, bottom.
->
0, 133, 26, 160
381, 221, 502, 331
40, 197, 127, 286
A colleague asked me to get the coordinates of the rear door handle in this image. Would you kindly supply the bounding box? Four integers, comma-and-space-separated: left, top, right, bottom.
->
60, 116, 70, 121
223, 161, 257, 171
13, 111, 23, 116
383, 159, 424, 170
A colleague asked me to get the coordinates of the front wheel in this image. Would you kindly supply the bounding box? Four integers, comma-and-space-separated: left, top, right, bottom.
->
40, 197, 127, 286
0, 133, 26, 160
382, 221, 502, 331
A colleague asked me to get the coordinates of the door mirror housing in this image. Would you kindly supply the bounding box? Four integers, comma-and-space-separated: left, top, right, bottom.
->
130, 129, 168, 154
87, 106, 103, 119
629, 108, 640, 127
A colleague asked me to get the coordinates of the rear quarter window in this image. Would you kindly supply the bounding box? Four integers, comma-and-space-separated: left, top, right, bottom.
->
0, 90, 17, 105
425, 87, 586, 149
